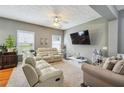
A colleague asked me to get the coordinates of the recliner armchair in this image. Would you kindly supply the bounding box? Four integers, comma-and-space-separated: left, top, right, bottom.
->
22, 57, 63, 87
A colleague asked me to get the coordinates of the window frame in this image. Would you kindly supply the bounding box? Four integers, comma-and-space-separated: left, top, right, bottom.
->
17, 30, 35, 54
52, 34, 62, 51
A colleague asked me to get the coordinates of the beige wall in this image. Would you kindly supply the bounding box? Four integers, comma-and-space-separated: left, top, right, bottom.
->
108, 19, 118, 56
118, 10, 124, 53
64, 18, 108, 62
0, 17, 64, 50
0, 17, 109, 62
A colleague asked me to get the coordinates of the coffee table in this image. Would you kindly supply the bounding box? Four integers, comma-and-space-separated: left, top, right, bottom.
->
66, 57, 88, 68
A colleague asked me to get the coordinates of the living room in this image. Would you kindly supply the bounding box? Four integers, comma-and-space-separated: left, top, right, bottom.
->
0, 5, 124, 88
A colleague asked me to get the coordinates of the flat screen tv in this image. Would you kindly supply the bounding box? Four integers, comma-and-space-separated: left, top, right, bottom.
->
70, 30, 90, 45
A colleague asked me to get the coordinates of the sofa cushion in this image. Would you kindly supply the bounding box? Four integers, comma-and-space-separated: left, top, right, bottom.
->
112, 60, 124, 74
51, 48, 57, 51
35, 56, 42, 61
35, 60, 51, 76
117, 56, 123, 60
39, 67, 63, 82
25, 57, 36, 68
110, 56, 123, 60
36, 60, 48, 65
54, 55, 61, 58
36, 60, 51, 69
110, 56, 117, 60
43, 56, 51, 59
51, 51, 58, 55
36, 68, 42, 76
38, 52, 48, 56
107, 60, 117, 70
102, 58, 118, 70
37, 48, 47, 52
102, 58, 110, 69
120, 65, 124, 75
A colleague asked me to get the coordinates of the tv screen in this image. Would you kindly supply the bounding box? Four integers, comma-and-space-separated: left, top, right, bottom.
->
70, 30, 90, 44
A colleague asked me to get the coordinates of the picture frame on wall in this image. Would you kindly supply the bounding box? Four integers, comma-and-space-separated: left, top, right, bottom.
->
40, 37, 48, 46
40, 38, 43, 45
44, 38, 48, 45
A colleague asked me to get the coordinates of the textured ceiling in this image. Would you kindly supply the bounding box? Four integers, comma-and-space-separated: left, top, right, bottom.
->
115, 5, 124, 11
0, 5, 101, 30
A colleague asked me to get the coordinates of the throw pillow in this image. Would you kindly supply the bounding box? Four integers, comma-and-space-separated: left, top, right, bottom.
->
112, 60, 124, 74
107, 60, 118, 70
102, 58, 111, 69
102, 58, 118, 70
110, 56, 117, 60
116, 55, 123, 60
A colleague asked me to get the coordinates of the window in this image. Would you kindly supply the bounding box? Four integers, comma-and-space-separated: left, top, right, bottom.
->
52, 35, 61, 50
17, 30, 35, 54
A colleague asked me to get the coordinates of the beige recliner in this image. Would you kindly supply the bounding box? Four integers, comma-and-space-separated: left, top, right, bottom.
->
36, 48, 63, 63
22, 57, 63, 87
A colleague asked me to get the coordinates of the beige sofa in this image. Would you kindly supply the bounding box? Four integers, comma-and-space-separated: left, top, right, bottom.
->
22, 57, 63, 87
36, 48, 63, 63
81, 63, 124, 87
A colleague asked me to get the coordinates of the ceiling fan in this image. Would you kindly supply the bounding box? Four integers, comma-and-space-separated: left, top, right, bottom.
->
52, 16, 68, 28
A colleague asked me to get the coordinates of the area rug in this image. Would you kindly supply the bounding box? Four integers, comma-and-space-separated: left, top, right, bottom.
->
51, 61, 83, 87
0, 68, 13, 87
7, 61, 83, 87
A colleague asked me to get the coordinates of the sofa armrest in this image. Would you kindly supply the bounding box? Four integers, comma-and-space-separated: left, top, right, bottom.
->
22, 64, 39, 87
82, 63, 124, 86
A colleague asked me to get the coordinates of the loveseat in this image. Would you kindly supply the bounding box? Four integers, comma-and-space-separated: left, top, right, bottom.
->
36, 48, 63, 63
22, 57, 63, 87
81, 63, 124, 87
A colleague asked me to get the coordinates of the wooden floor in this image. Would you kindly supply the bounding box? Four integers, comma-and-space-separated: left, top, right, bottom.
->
0, 68, 13, 87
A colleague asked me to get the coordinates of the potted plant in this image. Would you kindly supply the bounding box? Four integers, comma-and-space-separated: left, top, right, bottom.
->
0, 44, 7, 54
5, 35, 15, 52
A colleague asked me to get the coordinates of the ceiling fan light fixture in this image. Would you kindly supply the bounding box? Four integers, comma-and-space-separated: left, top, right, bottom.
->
54, 16, 60, 23
53, 16, 61, 28
53, 22, 60, 27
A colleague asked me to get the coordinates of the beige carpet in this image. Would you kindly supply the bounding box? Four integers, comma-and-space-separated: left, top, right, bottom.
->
7, 60, 83, 87
51, 61, 83, 87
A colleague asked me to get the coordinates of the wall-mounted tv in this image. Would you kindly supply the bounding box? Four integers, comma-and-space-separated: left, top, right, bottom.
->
70, 30, 90, 45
